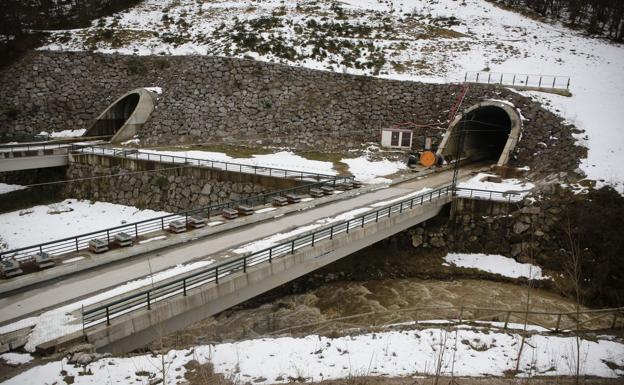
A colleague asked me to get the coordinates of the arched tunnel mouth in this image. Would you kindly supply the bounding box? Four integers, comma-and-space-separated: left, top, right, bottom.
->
88, 93, 141, 137
440, 103, 519, 165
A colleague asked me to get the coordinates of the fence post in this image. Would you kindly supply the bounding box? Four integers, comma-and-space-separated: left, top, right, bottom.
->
291, 241, 295, 254
503, 311, 511, 329
243, 256, 247, 273
361, 216, 365, 227
106, 307, 110, 326
375, 211, 379, 222
135, 223, 138, 239
330, 226, 334, 239
269, 248, 272, 263
458, 306, 464, 323
311, 233, 315, 247
147, 292, 151, 310
346, 221, 350, 234
161, 217, 164, 230
106, 230, 110, 244
487, 73, 491, 83
183, 279, 187, 296
512, 74, 516, 86
215, 267, 219, 284
555, 313, 562, 332
539, 76, 543, 87
75, 237, 79, 251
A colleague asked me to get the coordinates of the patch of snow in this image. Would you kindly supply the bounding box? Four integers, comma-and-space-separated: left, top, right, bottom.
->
371, 187, 432, 207
0, 352, 33, 366
208, 221, 223, 227
144, 86, 162, 94
444, 253, 549, 280
255, 207, 277, 214
138, 235, 167, 244
61, 256, 85, 264
300, 197, 314, 202
0, 183, 26, 195
0, 199, 170, 250
341, 156, 407, 184
38, 129, 86, 138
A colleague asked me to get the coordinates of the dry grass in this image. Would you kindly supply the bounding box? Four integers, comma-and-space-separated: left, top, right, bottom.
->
183, 359, 234, 385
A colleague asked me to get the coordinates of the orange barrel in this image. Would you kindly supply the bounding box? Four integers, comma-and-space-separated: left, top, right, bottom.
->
419, 151, 437, 167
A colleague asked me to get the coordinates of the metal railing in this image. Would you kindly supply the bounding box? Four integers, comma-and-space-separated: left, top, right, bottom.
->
0, 142, 75, 155
454, 187, 524, 203
0, 176, 353, 263
464, 71, 570, 90
81, 185, 454, 329
75, 146, 337, 182
266, 306, 624, 336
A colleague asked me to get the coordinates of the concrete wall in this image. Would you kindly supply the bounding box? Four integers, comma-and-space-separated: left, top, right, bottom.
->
84, 194, 451, 354
64, 153, 303, 212
0, 52, 584, 175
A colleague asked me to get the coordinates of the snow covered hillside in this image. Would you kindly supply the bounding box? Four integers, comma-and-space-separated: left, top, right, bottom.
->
38, 0, 624, 190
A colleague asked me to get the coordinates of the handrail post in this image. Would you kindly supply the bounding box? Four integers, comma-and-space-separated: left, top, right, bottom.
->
375, 211, 379, 222
291, 241, 295, 254
183, 279, 187, 296
269, 248, 272, 263
147, 292, 151, 310
311, 233, 315, 247
346, 221, 349, 234
361, 216, 365, 227
243, 256, 247, 273
330, 226, 334, 239
106, 306, 110, 326
215, 267, 219, 284
75, 237, 79, 251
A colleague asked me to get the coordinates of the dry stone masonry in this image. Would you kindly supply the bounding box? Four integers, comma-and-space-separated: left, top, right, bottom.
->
0, 52, 584, 176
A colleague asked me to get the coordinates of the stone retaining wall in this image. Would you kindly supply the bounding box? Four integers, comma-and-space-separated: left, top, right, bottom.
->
0, 52, 584, 176
63, 154, 302, 212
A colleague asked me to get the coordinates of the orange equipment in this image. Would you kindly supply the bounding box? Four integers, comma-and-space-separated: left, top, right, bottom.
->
419, 151, 437, 167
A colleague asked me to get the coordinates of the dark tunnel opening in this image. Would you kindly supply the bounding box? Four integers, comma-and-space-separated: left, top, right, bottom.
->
447, 106, 513, 163
88, 93, 140, 137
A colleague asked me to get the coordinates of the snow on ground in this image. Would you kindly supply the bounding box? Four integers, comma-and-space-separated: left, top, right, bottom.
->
0, 183, 26, 195
342, 156, 407, 184
4, 327, 623, 384
140, 148, 338, 176
444, 253, 549, 280
37, 129, 86, 138
0, 352, 33, 366
0, 261, 214, 352
140, 148, 406, 184
457, 172, 534, 202
0, 199, 170, 251
37, 0, 624, 190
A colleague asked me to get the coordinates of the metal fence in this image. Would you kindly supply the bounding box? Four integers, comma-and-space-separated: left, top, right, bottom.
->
455, 187, 524, 203
81, 185, 455, 329
75, 146, 337, 182
0, 176, 353, 263
464, 71, 570, 90
267, 306, 624, 337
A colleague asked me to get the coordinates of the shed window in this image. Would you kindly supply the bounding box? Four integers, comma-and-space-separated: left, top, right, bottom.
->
391, 131, 400, 146
401, 132, 411, 147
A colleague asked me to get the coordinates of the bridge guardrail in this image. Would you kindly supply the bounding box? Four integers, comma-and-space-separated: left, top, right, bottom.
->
0, 176, 353, 263
75, 146, 338, 182
464, 71, 570, 90
81, 185, 455, 329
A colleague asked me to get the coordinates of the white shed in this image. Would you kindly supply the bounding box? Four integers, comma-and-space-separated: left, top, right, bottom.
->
380, 127, 413, 149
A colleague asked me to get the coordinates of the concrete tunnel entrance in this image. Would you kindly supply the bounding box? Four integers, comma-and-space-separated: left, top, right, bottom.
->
437, 100, 522, 166
84, 88, 157, 143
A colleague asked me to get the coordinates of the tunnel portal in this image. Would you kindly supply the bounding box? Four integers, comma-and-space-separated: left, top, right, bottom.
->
84, 88, 157, 143
438, 101, 522, 166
